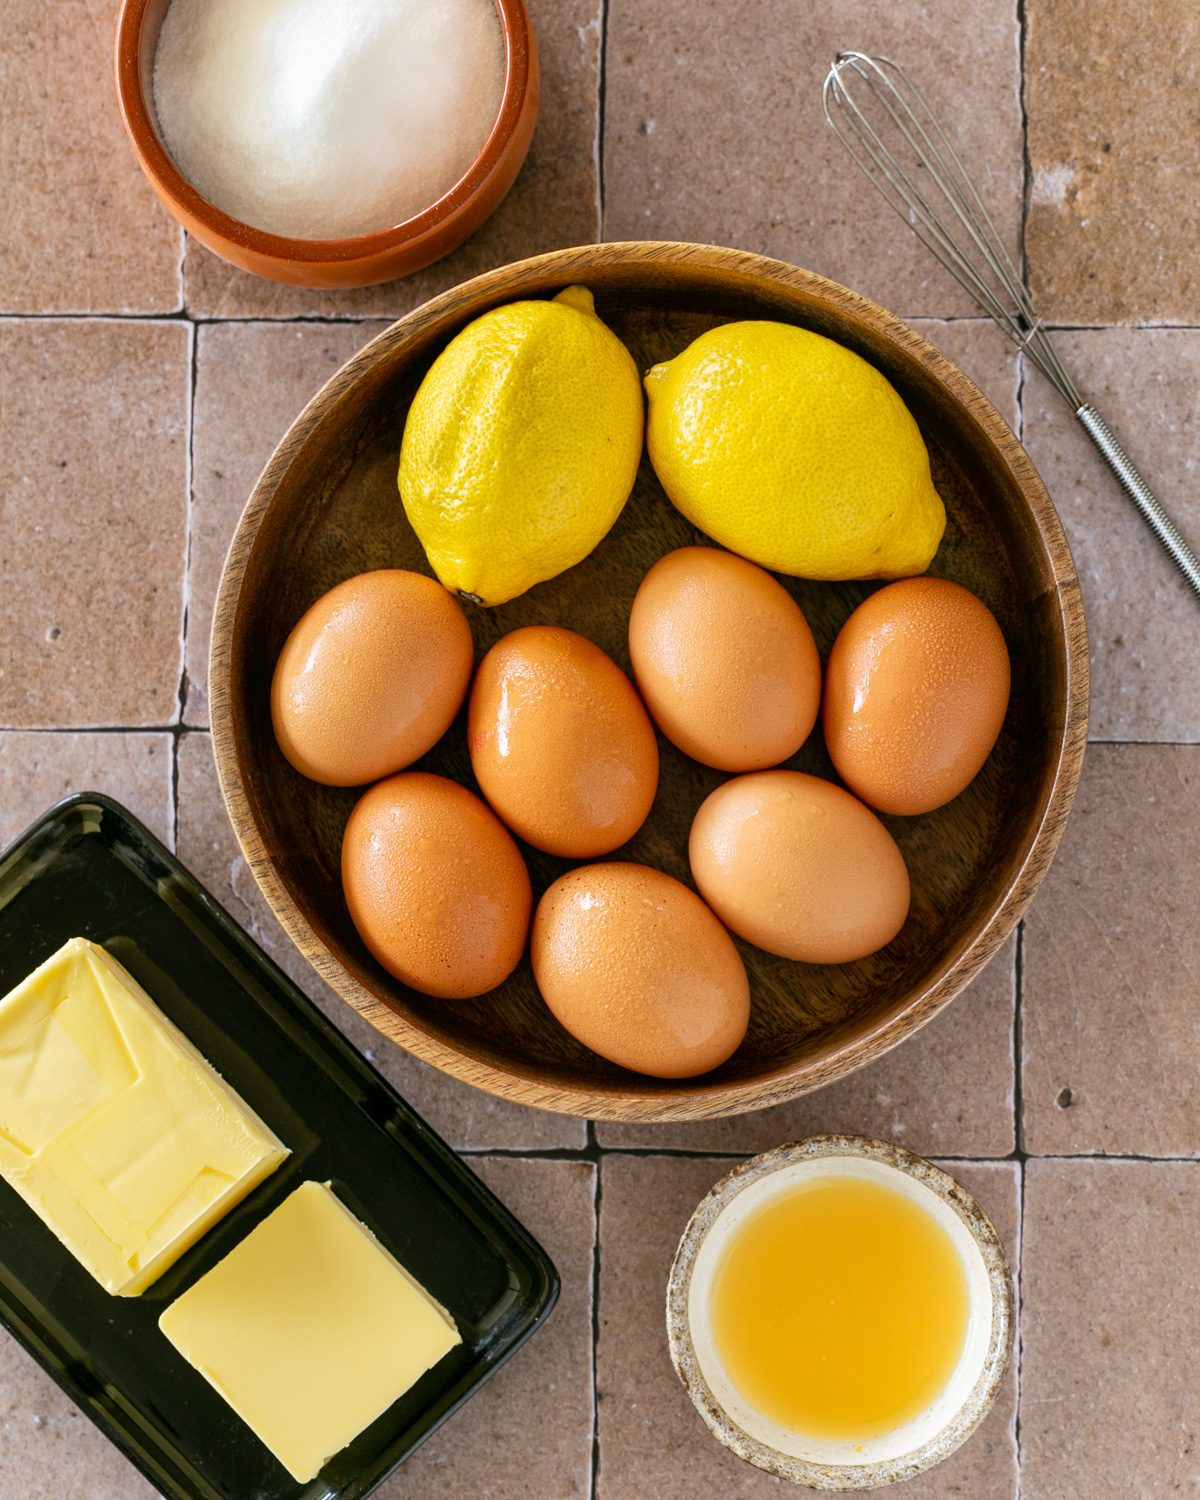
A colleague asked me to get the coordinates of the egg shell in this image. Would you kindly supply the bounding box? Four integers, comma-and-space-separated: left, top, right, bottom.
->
271, 569, 473, 787
531, 862, 750, 1079
628, 546, 821, 771
468, 625, 659, 858
822, 577, 1011, 816
342, 772, 531, 1000
689, 770, 910, 964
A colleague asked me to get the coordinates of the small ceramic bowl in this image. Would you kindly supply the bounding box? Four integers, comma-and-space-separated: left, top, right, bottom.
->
666, 1136, 1013, 1489
113, 0, 539, 288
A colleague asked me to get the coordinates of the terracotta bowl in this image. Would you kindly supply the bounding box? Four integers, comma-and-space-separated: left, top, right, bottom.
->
666, 1137, 1013, 1488
114, 0, 539, 288
210, 241, 1088, 1122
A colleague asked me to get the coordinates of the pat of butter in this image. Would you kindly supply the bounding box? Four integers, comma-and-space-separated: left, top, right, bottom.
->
160, 1180, 461, 1483
0, 937, 288, 1296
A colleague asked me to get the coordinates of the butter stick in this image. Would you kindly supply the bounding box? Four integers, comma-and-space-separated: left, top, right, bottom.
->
0, 937, 288, 1295
160, 1180, 461, 1483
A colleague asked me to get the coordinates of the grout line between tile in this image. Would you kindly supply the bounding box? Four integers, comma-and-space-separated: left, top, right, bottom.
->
1015, 1151, 1026, 1497
455, 1146, 1200, 1164
0, 310, 394, 327
1016, 0, 1032, 295
457, 1146, 1028, 1163
178, 321, 199, 726
174, 225, 187, 315
1025, 320, 1200, 332
595, 0, 609, 242
170, 319, 197, 850
457, 1145, 991, 1161
170, 724, 182, 856
457, 1146, 594, 1160
0, 726, 181, 737
1014, 920, 1026, 1155
1088, 738, 1200, 748
588, 1120, 602, 1500
5, 312, 1200, 333
181, 232, 193, 314
1012, 798, 1027, 1500
1015, 1151, 1200, 1164
0, 311, 192, 327
1009, 908, 1025, 1499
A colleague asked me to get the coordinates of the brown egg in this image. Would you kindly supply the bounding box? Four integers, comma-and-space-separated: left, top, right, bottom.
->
532, 863, 749, 1078
628, 546, 821, 770
342, 772, 531, 1000
468, 626, 659, 858
271, 569, 473, 787
689, 770, 910, 964
822, 577, 1011, 816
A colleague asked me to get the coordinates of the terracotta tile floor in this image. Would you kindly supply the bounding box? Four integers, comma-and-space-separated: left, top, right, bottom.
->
1, 2, 1197, 1496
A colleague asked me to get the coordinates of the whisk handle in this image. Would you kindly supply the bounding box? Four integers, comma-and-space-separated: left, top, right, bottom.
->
1075, 403, 1200, 600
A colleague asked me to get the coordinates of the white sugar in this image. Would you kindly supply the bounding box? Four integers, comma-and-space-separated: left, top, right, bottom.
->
153, 0, 505, 241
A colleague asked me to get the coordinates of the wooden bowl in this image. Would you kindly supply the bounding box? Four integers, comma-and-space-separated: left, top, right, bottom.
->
210, 242, 1088, 1122
114, 0, 538, 288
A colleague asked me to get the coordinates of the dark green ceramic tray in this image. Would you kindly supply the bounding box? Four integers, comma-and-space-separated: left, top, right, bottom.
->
0, 793, 558, 1500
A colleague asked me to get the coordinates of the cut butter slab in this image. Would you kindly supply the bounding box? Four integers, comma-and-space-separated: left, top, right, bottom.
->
0, 937, 288, 1295
159, 1180, 461, 1483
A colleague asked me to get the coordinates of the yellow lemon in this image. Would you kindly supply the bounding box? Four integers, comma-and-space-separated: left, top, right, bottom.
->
399, 286, 644, 606
644, 321, 946, 580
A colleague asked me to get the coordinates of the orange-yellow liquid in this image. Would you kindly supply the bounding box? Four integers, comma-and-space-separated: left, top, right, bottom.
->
710, 1175, 970, 1440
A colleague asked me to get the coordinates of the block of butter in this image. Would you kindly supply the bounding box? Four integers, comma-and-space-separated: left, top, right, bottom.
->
0, 936, 288, 1295
160, 1180, 461, 1483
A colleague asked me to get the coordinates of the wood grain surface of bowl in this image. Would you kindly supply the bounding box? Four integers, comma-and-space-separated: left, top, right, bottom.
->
210, 241, 1088, 1122
114, 0, 538, 288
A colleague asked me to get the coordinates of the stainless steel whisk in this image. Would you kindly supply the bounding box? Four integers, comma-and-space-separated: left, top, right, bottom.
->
823, 50, 1200, 601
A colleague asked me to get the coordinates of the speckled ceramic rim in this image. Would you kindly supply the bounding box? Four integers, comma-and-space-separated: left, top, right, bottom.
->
666, 1136, 1013, 1490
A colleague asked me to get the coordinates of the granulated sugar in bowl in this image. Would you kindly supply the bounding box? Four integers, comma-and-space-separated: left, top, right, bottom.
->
152, 0, 505, 240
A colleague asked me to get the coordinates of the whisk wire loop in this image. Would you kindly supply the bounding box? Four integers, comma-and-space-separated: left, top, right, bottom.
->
823, 49, 1200, 600
823, 52, 1081, 405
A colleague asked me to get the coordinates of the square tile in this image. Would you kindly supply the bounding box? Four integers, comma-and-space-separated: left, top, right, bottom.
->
0, 731, 173, 848
0, 1335, 157, 1500
174, 731, 587, 1152
598, 934, 1015, 1158
0, 2, 182, 314
1025, 0, 1200, 323
1021, 1160, 1200, 1495
0, 320, 189, 728
183, 0, 602, 319
1021, 744, 1200, 1156
1021, 329, 1200, 741
378, 1157, 595, 1498
187, 321, 390, 724
603, 1, 1022, 319
911, 321, 1020, 434
596, 1154, 1018, 1499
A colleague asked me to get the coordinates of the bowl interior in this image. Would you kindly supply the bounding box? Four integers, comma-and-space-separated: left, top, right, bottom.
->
215, 246, 1084, 1120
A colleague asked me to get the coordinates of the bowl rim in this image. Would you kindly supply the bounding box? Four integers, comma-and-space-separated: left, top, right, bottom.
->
209, 239, 1090, 1122
113, 0, 536, 265
664, 1135, 1014, 1488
